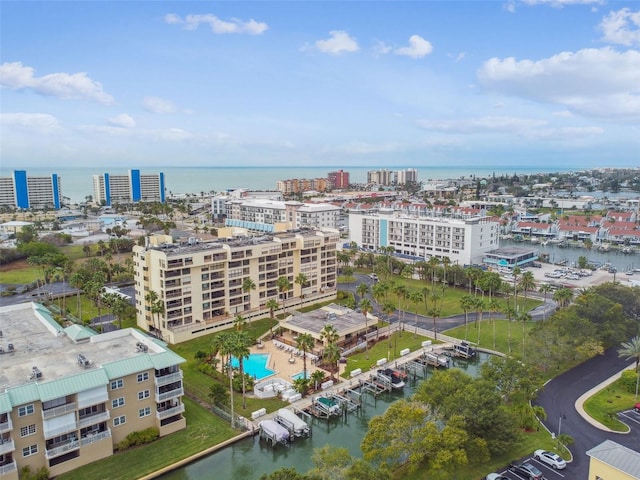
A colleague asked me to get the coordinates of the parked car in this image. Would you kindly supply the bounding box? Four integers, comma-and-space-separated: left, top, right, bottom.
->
634, 402, 640, 413
486, 474, 509, 480
369, 273, 378, 282
534, 449, 566, 469
508, 461, 545, 479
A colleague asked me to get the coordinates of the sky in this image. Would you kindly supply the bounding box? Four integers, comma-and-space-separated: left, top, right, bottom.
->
1, 0, 639, 171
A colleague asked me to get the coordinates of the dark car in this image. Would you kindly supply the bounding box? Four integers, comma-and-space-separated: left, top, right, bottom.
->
508, 461, 545, 480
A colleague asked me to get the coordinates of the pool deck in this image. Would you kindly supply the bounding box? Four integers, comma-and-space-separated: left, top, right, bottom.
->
251, 338, 324, 382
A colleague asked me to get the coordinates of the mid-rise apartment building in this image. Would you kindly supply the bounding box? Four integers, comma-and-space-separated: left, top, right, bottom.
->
395, 168, 418, 185
367, 169, 393, 186
348, 209, 499, 265
0, 303, 186, 479
0, 170, 62, 209
224, 199, 341, 233
327, 170, 350, 190
133, 229, 340, 344
276, 178, 329, 195
93, 170, 165, 206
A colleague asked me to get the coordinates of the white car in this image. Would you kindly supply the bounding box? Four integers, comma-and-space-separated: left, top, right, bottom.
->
486, 474, 509, 480
534, 449, 567, 469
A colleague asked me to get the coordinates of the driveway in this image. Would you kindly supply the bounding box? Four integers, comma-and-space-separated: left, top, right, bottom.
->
534, 347, 640, 477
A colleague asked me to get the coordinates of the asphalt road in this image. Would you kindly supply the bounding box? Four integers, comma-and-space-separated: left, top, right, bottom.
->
534, 347, 639, 478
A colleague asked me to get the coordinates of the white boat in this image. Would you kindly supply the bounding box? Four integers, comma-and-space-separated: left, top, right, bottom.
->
313, 395, 341, 416
375, 369, 405, 390
275, 409, 309, 437
259, 419, 290, 444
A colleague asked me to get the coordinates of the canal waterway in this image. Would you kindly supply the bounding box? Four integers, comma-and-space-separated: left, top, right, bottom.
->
499, 239, 638, 273
160, 352, 492, 480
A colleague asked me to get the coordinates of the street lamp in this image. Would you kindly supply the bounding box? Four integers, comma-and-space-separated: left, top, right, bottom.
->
558, 413, 566, 437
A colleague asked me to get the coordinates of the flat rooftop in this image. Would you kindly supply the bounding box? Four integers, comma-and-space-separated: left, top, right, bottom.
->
0, 303, 166, 392
486, 246, 538, 258
283, 304, 366, 336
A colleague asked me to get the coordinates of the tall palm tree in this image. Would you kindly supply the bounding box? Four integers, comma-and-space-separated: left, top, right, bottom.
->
277, 276, 292, 313
618, 336, 640, 399
69, 271, 86, 321
230, 331, 251, 409
460, 294, 474, 341
407, 290, 423, 338
519, 271, 536, 310
553, 287, 574, 308
428, 287, 441, 340
296, 333, 315, 383
474, 297, 485, 346
294, 273, 308, 306
356, 282, 369, 301
488, 297, 501, 349
265, 298, 280, 336
360, 298, 372, 358
218, 333, 236, 428
242, 278, 256, 309
382, 301, 396, 347
394, 283, 408, 336
319, 324, 339, 347
518, 311, 532, 359
233, 314, 247, 332
504, 303, 516, 354
512, 266, 522, 312
539, 283, 553, 321
144, 290, 160, 333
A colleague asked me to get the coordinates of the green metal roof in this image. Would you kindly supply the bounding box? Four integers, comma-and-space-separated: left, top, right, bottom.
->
103, 355, 154, 379
150, 351, 186, 370
37, 369, 109, 402
7, 383, 40, 407
34, 304, 65, 333
0, 393, 12, 415
64, 323, 97, 342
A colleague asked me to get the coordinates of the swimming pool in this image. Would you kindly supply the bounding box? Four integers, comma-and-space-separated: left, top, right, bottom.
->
230, 353, 275, 381
291, 371, 309, 381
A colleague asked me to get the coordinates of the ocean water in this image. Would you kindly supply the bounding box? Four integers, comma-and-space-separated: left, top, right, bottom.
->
1, 165, 578, 204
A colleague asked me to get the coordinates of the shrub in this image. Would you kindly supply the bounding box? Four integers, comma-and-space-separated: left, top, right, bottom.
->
620, 369, 639, 394
116, 427, 159, 450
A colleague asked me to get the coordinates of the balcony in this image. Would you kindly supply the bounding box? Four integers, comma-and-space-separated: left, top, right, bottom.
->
155, 386, 184, 403
156, 403, 185, 420
0, 438, 15, 455
43, 421, 78, 439
0, 417, 12, 433
42, 402, 77, 420
78, 411, 110, 429
155, 371, 183, 387
45, 440, 80, 459
80, 429, 111, 447
0, 461, 17, 476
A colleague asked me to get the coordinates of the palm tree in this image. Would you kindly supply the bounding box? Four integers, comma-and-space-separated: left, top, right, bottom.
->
488, 297, 501, 349
229, 331, 251, 409
294, 273, 308, 306
518, 311, 532, 359
242, 278, 256, 308
460, 294, 474, 341
233, 314, 247, 332
218, 333, 236, 428
382, 301, 396, 347
310, 369, 325, 391
265, 298, 280, 336
504, 303, 516, 354
393, 283, 408, 336
618, 336, 640, 399
473, 297, 485, 346
359, 298, 372, 359
553, 287, 574, 309
296, 333, 315, 383
277, 276, 292, 313
519, 271, 536, 310
512, 266, 522, 312
324, 342, 341, 380
150, 298, 165, 339
539, 283, 553, 321
428, 287, 441, 340
69, 271, 86, 321
144, 290, 160, 333
356, 282, 369, 301
319, 324, 339, 347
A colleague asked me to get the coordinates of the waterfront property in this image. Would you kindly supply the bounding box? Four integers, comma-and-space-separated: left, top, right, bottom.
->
0, 302, 186, 479
483, 246, 539, 270
231, 353, 275, 381
0, 170, 62, 210
92, 169, 165, 206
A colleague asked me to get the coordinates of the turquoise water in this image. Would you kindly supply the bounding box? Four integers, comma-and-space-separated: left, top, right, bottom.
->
291, 371, 309, 380
231, 353, 275, 381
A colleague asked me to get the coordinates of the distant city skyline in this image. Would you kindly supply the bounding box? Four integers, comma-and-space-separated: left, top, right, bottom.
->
1, 1, 639, 170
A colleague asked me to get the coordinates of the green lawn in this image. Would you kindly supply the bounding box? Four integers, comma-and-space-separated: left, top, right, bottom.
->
0, 266, 40, 284
583, 378, 636, 432
57, 396, 236, 480
443, 318, 536, 356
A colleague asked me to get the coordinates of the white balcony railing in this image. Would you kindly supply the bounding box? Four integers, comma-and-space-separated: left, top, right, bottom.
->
0, 438, 15, 455
0, 461, 17, 475
42, 402, 77, 420
156, 403, 185, 420
80, 429, 111, 447
45, 440, 79, 459
0, 418, 12, 433
154, 371, 183, 387
43, 421, 78, 439
78, 411, 110, 429
155, 387, 184, 403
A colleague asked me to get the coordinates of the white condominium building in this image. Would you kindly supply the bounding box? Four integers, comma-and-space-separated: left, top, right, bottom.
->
92, 170, 165, 206
133, 229, 340, 344
0, 170, 62, 209
348, 209, 499, 266
0, 303, 186, 479
224, 199, 341, 233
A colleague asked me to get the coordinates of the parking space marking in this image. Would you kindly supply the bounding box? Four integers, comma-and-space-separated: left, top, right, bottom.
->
531, 458, 566, 477
618, 410, 640, 427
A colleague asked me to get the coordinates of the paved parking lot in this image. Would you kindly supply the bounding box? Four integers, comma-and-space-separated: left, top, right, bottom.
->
618, 407, 640, 430
491, 455, 569, 480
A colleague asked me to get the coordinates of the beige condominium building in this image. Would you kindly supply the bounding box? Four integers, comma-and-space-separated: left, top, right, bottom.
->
0, 303, 186, 479
133, 228, 340, 344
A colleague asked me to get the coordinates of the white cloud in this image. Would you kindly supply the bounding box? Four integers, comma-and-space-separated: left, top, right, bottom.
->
519, 0, 604, 7
373, 40, 392, 56
0, 62, 114, 104
77, 124, 193, 142
599, 8, 640, 47
165, 13, 268, 35
394, 35, 433, 59
314, 31, 359, 55
477, 47, 640, 119
416, 116, 547, 134
108, 114, 136, 128
0, 112, 60, 132
142, 96, 177, 114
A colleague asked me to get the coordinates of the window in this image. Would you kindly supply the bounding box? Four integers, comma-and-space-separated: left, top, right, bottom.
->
20, 424, 36, 437
18, 404, 34, 417
137, 372, 149, 383
22, 444, 38, 457
111, 397, 125, 409
139, 407, 151, 418
138, 389, 150, 400
111, 379, 124, 390
113, 415, 126, 427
